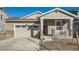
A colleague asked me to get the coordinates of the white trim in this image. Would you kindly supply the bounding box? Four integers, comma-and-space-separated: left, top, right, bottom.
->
13, 24, 16, 37
6, 19, 38, 22
40, 8, 78, 18
2, 8, 9, 17
20, 11, 42, 19
69, 18, 73, 37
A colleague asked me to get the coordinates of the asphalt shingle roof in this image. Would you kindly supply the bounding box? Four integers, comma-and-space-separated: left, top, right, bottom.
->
5, 17, 21, 20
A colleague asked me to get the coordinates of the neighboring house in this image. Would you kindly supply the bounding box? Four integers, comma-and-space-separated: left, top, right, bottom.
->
1, 8, 79, 41
0, 8, 9, 34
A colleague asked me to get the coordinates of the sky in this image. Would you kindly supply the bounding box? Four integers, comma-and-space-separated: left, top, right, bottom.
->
3, 7, 79, 17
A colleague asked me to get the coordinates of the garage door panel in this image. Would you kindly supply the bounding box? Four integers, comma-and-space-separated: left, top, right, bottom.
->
14, 25, 31, 37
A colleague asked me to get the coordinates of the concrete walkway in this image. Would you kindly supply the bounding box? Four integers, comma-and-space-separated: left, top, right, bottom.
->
0, 37, 40, 51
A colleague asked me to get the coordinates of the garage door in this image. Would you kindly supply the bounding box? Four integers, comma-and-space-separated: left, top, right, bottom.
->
14, 24, 31, 37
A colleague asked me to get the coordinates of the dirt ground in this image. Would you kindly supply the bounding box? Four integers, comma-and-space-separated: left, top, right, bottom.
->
0, 34, 13, 41
0, 35, 7, 40
39, 38, 79, 51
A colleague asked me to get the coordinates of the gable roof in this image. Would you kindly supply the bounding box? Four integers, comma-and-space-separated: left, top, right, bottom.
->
40, 8, 78, 18
20, 11, 42, 19
5, 11, 42, 21
0, 8, 9, 17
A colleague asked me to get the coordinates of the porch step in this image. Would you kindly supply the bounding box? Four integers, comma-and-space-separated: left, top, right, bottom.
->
42, 35, 71, 41
43, 36, 53, 41
42, 36, 64, 41
56, 35, 65, 38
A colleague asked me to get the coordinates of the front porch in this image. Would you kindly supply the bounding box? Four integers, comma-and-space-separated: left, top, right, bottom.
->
40, 19, 73, 41
39, 8, 76, 41
43, 19, 70, 36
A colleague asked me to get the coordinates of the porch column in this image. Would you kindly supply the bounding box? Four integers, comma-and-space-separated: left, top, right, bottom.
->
13, 24, 16, 37
70, 18, 73, 38
40, 18, 44, 40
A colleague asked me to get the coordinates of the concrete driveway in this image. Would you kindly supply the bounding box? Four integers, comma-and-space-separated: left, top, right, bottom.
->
0, 37, 40, 51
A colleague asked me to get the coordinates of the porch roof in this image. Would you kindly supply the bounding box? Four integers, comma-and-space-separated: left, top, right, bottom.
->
39, 8, 78, 18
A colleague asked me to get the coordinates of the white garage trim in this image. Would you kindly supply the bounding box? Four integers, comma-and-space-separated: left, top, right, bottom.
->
13, 24, 16, 37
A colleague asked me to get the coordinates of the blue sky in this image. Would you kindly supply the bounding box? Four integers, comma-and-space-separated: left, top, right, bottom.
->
4, 7, 79, 17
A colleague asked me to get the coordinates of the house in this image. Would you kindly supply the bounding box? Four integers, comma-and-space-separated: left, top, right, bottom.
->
0, 8, 9, 34
0, 8, 79, 41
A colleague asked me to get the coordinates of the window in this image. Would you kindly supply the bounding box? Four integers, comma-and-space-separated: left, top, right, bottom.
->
16, 25, 20, 28
16, 25, 27, 28
0, 14, 2, 20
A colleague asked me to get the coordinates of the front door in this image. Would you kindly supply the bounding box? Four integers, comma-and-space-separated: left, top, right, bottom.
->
55, 20, 63, 35
43, 21, 48, 35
